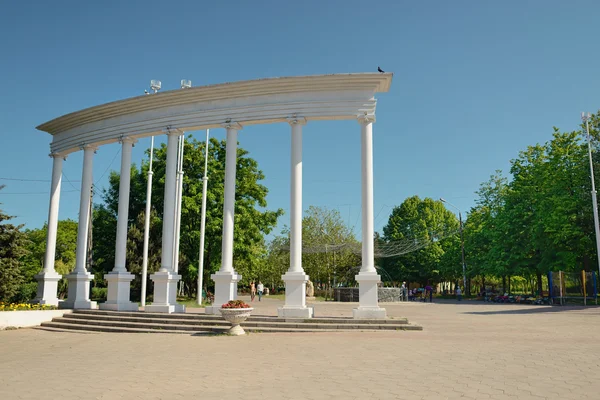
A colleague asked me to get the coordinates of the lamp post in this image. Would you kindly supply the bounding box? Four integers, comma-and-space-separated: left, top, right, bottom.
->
582, 112, 600, 280
440, 198, 467, 293
141, 79, 161, 307
197, 129, 210, 305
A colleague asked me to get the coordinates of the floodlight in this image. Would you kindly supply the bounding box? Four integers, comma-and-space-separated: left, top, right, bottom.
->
150, 80, 161, 93
181, 79, 192, 89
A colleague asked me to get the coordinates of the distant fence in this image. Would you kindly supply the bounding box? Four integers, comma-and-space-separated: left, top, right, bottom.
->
549, 271, 598, 305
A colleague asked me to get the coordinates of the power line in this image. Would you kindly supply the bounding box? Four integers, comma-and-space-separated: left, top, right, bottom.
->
96, 147, 121, 184
0, 190, 78, 195
0, 177, 51, 182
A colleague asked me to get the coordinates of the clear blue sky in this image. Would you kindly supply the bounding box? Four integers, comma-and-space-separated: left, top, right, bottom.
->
1, 0, 599, 240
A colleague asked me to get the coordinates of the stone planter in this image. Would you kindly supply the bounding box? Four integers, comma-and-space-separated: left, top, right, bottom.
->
219, 307, 253, 335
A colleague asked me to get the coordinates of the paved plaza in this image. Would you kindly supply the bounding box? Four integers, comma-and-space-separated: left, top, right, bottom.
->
1, 298, 599, 400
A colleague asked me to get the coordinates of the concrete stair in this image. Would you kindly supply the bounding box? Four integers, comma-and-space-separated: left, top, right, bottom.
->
37, 309, 422, 334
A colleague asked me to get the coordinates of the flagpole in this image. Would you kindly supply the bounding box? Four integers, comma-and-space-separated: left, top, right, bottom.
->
141, 136, 154, 307
197, 129, 210, 305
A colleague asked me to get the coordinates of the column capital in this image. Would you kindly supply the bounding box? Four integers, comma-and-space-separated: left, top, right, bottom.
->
118, 136, 138, 145
357, 113, 376, 124
221, 121, 243, 131
164, 126, 184, 136
287, 116, 307, 126
80, 144, 99, 152
49, 152, 67, 160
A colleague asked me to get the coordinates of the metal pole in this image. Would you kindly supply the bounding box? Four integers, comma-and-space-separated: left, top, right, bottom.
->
440, 198, 467, 294
197, 129, 210, 305
459, 211, 467, 293
141, 136, 154, 307
583, 113, 600, 283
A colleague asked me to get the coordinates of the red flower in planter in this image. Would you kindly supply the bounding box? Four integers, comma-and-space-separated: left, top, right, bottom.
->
221, 300, 251, 309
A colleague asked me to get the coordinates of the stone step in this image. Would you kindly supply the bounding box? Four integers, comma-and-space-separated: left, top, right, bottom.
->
41, 320, 409, 334
61, 313, 414, 331
71, 309, 410, 325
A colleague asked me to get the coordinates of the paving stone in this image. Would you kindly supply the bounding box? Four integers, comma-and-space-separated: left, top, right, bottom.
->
1, 298, 599, 399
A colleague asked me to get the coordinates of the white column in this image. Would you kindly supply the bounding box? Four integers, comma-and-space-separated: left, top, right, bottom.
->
173, 135, 185, 273
146, 129, 185, 313
34, 153, 64, 306
140, 136, 155, 307
206, 121, 243, 314
278, 116, 313, 319
101, 137, 138, 311
353, 114, 386, 319
62, 144, 97, 309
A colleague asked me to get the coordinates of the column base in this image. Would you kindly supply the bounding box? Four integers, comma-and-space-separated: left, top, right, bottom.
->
353, 307, 387, 319
278, 306, 314, 319
206, 271, 241, 315
353, 272, 386, 320
278, 271, 312, 318
100, 272, 138, 311
61, 271, 96, 309
145, 304, 185, 313
145, 270, 184, 314
33, 271, 62, 307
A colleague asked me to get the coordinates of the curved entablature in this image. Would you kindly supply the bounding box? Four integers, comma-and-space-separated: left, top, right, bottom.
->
37, 73, 393, 155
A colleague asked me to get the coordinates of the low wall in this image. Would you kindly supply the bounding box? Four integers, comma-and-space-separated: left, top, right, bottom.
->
333, 287, 402, 302
0, 310, 72, 330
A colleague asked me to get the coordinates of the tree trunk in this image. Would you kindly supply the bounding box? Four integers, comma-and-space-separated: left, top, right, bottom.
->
502, 276, 506, 293
536, 272, 543, 295
508, 276, 511, 295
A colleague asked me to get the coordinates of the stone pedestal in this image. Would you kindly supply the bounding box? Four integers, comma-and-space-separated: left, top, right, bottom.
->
205, 271, 240, 315
34, 271, 62, 307
353, 272, 386, 319
61, 272, 96, 309
278, 271, 313, 319
100, 272, 138, 311
145, 271, 184, 313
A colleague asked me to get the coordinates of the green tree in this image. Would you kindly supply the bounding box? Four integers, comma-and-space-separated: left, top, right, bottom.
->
381, 196, 459, 285
93, 136, 283, 296
23, 219, 78, 299
0, 187, 30, 302
263, 206, 361, 289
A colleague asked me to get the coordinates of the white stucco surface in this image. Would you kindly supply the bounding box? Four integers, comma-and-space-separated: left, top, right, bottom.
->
0, 310, 72, 329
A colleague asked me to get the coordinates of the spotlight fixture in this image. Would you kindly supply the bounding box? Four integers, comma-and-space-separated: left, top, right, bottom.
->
181, 79, 192, 89
150, 80, 161, 93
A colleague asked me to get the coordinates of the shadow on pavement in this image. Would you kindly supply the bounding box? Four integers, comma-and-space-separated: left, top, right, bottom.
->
462, 306, 600, 315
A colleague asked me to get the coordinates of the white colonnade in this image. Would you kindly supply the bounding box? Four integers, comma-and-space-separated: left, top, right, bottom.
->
100, 137, 138, 311
35, 73, 392, 319
146, 129, 185, 313
61, 144, 97, 309
278, 117, 312, 318
205, 122, 242, 314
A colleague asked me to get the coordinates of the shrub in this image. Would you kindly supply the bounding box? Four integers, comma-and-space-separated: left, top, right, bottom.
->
12, 282, 38, 303
91, 287, 107, 301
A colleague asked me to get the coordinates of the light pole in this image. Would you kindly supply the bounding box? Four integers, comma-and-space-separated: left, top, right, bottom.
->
141, 79, 161, 307
440, 198, 467, 293
197, 129, 210, 305
582, 112, 600, 280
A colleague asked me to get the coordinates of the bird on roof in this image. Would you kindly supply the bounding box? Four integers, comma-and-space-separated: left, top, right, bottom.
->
144, 90, 149, 95
377, 66, 385, 73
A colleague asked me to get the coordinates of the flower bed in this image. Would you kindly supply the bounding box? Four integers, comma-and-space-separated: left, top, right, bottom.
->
0, 302, 57, 311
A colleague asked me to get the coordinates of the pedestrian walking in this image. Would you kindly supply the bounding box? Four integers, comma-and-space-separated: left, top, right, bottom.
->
257, 281, 264, 302
456, 286, 462, 301
250, 281, 256, 302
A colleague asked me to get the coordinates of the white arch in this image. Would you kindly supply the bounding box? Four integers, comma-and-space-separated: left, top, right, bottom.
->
38, 73, 392, 154
36, 73, 392, 319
